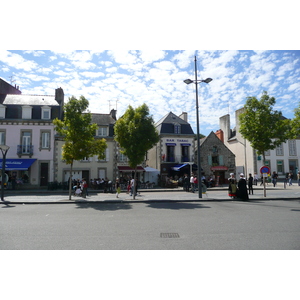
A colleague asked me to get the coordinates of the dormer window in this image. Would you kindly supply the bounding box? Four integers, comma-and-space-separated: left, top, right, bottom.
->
174, 123, 181, 134
22, 105, 32, 119
42, 106, 51, 120
0, 104, 6, 118
97, 127, 108, 137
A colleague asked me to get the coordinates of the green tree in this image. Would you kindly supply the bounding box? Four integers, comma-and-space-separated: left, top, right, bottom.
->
53, 96, 107, 199
239, 91, 291, 164
290, 105, 300, 138
114, 104, 159, 199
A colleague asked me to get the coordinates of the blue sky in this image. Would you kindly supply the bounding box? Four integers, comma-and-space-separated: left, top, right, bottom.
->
1, 50, 299, 136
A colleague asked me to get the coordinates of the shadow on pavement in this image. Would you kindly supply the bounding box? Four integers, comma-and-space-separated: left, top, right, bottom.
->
146, 202, 211, 210
75, 202, 133, 211
1, 203, 16, 208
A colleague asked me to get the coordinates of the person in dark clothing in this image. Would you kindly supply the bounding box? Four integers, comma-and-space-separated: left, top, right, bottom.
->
248, 173, 253, 195
237, 173, 249, 200
183, 174, 189, 192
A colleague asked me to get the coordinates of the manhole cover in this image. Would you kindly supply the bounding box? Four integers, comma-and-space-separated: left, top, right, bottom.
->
160, 233, 180, 238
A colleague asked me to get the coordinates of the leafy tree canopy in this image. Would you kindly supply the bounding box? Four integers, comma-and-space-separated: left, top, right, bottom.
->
239, 91, 291, 160
114, 103, 159, 169
54, 95, 107, 164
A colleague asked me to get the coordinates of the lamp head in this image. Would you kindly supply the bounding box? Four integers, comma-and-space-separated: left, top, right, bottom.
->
202, 78, 213, 83
184, 79, 194, 85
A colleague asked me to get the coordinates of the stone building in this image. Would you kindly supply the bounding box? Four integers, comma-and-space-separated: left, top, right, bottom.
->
198, 131, 236, 185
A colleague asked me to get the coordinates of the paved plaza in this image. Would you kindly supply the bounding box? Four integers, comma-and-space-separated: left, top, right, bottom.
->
1, 182, 300, 204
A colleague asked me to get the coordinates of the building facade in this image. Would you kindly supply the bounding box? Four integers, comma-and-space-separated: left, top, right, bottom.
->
147, 112, 195, 185
199, 131, 236, 185
54, 110, 117, 185
0, 78, 64, 187
220, 108, 300, 179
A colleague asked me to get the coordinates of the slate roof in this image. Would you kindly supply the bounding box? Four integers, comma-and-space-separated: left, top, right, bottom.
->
91, 113, 116, 125
2, 94, 59, 106
155, 112, 194, 135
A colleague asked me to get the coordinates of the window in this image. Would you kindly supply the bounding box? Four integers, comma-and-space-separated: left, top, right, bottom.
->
0, 131, 5, 145
41, 132, 50, 149
167, 145, 175, 162
288, 140, 297, 156
277, 160, 284, 174
276, 143, 284, 156
22, 106, 32, 119
97, 127, 108, 136
99, 149, 109, 162
22, 131, 31, 154
174, 123, 181, 134
41, 106, 51, 119
0, 104, 6, 118
181, 146, 189, 162
118, 152, 127, 162
265, 150, 270, 156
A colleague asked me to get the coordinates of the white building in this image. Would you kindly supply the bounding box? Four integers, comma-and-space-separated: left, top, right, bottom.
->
220, 108, 300, 180
0, 78, 64, 187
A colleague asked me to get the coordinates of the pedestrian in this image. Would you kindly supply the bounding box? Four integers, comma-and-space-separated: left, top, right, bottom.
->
183, 174, 189, 192
297, 172, 300, 186
194, 175, 198, 191
237, 173, 249, 200
115, 178, 121, 198
248, 173, 253, 195
253, 172, 258, 185
81, 178, 88, 198
271, 171, 278, 187
288, 172, 293, 186
130, 177, 136, 196
228, 173, 237, 198
190, 173, 195, 193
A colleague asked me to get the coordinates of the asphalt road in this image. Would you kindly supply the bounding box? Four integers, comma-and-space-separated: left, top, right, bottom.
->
1, 199, 299, 250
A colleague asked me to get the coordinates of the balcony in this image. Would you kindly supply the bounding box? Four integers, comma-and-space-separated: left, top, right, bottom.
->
162, 155, 194, 163
17, 145, 34, 156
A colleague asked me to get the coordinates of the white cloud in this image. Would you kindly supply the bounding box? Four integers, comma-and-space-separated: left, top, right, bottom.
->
139, 50, 166, 64
0, 50, 38, 71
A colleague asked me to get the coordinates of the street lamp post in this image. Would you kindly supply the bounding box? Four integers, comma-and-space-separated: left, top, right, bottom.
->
0, 145, 10, 201
184, 56, 212, 198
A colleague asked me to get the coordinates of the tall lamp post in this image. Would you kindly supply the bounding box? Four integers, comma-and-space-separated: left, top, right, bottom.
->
0, 145, 10, 201
184, 56, 212, 198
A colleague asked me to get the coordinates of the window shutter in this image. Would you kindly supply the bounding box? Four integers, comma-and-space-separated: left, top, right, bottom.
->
208, 155, 212, 166
219, 155, 224, 165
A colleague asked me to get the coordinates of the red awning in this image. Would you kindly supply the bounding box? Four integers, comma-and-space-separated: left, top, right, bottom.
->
118, 166, 145, 172
211, 166, 228, 171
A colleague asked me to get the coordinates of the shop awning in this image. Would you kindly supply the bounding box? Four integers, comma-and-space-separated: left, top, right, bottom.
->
172, 164, 188, 171
0, 158, 36, 170
118, 166, 145, 172
211, 166, 228, 171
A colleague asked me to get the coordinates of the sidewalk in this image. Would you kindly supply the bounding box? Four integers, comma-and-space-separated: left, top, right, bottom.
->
1, 183, 300, 204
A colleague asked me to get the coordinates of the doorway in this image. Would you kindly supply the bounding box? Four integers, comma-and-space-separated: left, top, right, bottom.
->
40, 163, 49, 186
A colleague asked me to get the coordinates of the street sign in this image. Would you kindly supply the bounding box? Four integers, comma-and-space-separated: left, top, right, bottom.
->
260, 165, 270, 174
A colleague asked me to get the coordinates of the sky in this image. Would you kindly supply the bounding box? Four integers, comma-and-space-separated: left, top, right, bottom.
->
0, 50, 299, 136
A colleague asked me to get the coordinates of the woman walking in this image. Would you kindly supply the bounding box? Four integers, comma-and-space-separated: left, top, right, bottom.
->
228, 173, 237, 198
115, 178, 121, 198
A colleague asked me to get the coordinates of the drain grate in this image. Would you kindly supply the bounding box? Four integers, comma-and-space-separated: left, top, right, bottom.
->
160, 233, 180, 238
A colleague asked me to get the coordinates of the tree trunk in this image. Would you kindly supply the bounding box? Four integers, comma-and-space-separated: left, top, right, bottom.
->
68, 162, 73, 200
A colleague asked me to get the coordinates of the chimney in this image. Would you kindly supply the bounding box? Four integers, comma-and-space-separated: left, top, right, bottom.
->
215, 129, 224, 142
179, 112, 188, 122
219, 114, 230, 142
55, 87, 64, 105
110, 109, 117, 120
55, 87, 64, 120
